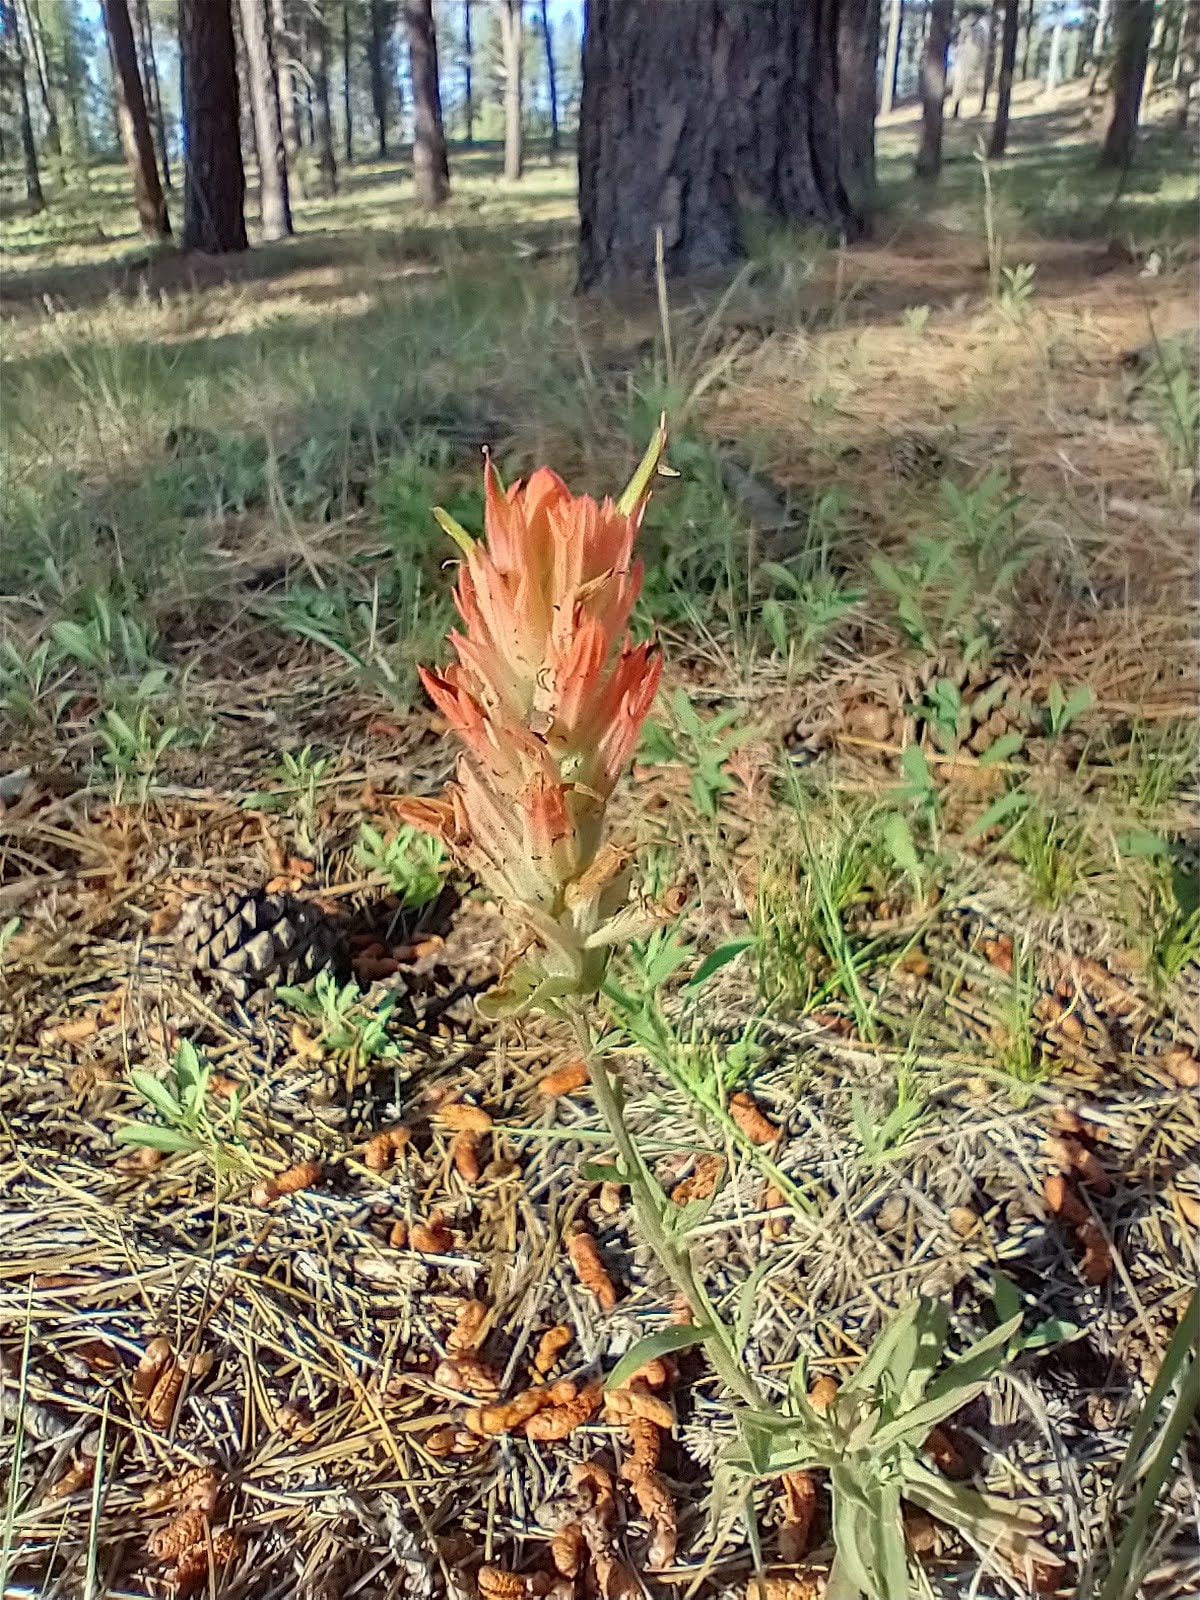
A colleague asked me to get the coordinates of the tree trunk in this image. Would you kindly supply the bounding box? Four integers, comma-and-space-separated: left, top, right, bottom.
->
500, 0, 522, 179
403, 0, 449, 203
135, 0, 170, 184
1173, 0, 1198, 119
539, 0, 559, 150
1143, 2, 1171, 93
342, 0, 352, 159
102, 0, 170, 236
238, 0, 292, 237
367, 0, 389, 155
179, 0, 248, 251
980, 0, 999, 109
882, 0, 904, 112
271, 0, 303, 162
578, 0, 858, 291
17, 0, 60, 154
312, 2, 337, 191
988, 0, 1021, 152
1099, 0, 1154, 163
1077, 1, 1099, 75
838, 0, 879, 208
1020, 0, 1036, 76
1089, 0, 1115, 90
3, 0, 44, 209
915, 0, 953, 175
462, 0, 473, 140
1045, 19, 1065, 87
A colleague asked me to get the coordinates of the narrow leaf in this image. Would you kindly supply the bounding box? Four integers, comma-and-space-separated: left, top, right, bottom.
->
605, 1322, 710, 1391
687, 939, 755, 990
113, 1124, 197, 1153
967, 786, 1029, 839
129, 1070, 183, 1123
977, 730, 1025, 767
616, 415, 669, 516
432, 504, 476, 556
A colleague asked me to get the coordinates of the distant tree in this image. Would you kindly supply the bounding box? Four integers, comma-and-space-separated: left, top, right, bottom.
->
462, 0, 473, 139
238, 0, 293, 237
341, 0, 352, 157
101, 0, 168, 236
366, 0, 391, 154
1044, 11, 1065, 87
271, 0, 303, 161
179, 0, 248, 251
980, 0, 999, 108
988, 0, 1021, 151
17, 0, 60, 154
578, 0, 859, 290
498, 0, 521, 178
1020, 0, 1036, 76
1088, 0, 1115, 89
1099, 0, 1154, 163
134, 0, 168, 184
537, 0, 557, 150
882, 0, 904, 112
838, 0, 879, 206
1, 0, 45, 208
1175, 0, 1199, 124
915, 0, 953, 175
309, 0, 337, 189
403, 0, 448, 202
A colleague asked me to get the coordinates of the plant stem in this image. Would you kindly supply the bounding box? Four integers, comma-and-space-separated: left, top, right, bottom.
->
568, 1005, 764, 1410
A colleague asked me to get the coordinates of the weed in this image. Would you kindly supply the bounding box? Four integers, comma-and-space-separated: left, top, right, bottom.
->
280, 971, 405, 1069
760, 569, 863, 669
997, 262, 1037, 319
1136, 868, 1200, 995
94, 701, 182, 802
638, 688, 756, 819
356, 822, 448, 909
1011, 805, 1089, 910
990, 951, 1048, 1090
1043, 680, 1095, 741
244, 746, 336, 854
901, 305, 931, 334
1112, 720, 1198, 817
852, 1066, 929, 1166
114, 1040, 253, 1187
1141, 339, 1200, 492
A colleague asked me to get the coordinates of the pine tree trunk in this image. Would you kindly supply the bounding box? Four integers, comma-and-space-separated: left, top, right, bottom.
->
342, 0, 353, 159
102, 0, 169, 236
403, 0, 448, 204
179, 0, 248, 251
1020, 0, 1036, 76
988, 0, 1021, 153
882, 0, 904, 112
500, 0, 522, 180
238, 0, 292, 237
271, 0, 303, 162
1089, 0, 1115, 90
915, 0, 953, 175
135, 0, 170, 184
980, 1, 999, 109
1077, 1, 1099, 75
838, 0, 879, 208
1172, 0, 1198, 120
539, 0, 559, 151
368, 0, 389, 156
578, 0, 859, 291
3, 0, 44, 209
462, 0, 473, 141
312, 2, 337, 191
1143, 3, 1171, 93
1099, 0, 1154, 163
17, 0, 60, 155
1046, 19, 1065, 88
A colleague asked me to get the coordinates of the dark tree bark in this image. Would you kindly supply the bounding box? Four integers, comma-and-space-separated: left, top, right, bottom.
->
462, 0, 473, 140
179, 0, 248, 251
882, 0, 904, 111
1077, 0, 1099, 75
838, 0, 879, 207
2, 0, 44, 209
1020, 0, 1036, 77
135, 0, 170, 184
1099, 0, 1154, 163
988, 0, 1021, 152
578, 0, 859, 291
1175, 0, 1199, 124
915, 0, 953, 175
403, 0, 449, 203
271, 0, 303, 161
238, 0, 292, 237
539, 0, 558, 150
311, 1, 337, 190
500, 0, 522, 179
367, 0, 390, 155
17, 0, 59, 154
102, 0, 170, 236
342, 0, 352, 158
980, 0, 999, 109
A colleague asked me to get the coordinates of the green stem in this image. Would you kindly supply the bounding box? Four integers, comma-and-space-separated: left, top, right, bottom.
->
568, 1005, 764, 1411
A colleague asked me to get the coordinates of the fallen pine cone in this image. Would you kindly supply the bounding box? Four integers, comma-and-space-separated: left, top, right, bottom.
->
565, 1225, 618, 1311
132, 1336, 173, 1402
604, 1381, 674, 1430
169, 1530, 241, 1595
43, 1457, 95, 1501
250, 1157, 322, 1207
533, 1324, 573, 1375
550, 1522, 587, 1578
425, 1425, 482, 1458
1076, 1219, 1113, 1285
1044, 1173, 1089, 1228
1043, 1135, 1113, 1195
477, 1569, 548, 1600
1161, 1045, 1200, 1089
620, 1415, 662, 1479
539, 1060, 590, 1097
729, 1090, 779, 1144
146, 1362, 186, 1431
807, 1375, 839, 1413
147, 1506, 208, 1562
628, 1464, 677, 1568
143, 1465, 221, 1515
745, 1574, 827, 1600
465, 1379, 577, 1436
361, 1126, 411, 1172
672, 1153, 725, 1205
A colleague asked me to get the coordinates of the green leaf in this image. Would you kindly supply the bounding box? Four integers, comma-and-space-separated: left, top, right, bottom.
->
1117, 829, 1170, 858
966, 786, 1029, 839
113, 1123, 197, 1153
604, 1322, 710, 1391
616, 416, 669, 516
1064, 684, 1094, 722
990, 1272, 1023, 1326
129, 1070, 184, 1124
579, 1161, 624, 1184
687, 939, 755, 990
49, 621, 101, 667
432, 504, 475, 556
880, 811, 921, 882
977, 730, 1025, 766
734, 1259, 773, 1357
900, 743, 933, 791
173, 1039, 203, 1094
1021, 1317, 1079, 1352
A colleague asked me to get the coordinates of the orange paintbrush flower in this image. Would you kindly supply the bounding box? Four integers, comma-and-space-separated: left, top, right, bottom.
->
403, 426, 668, 1012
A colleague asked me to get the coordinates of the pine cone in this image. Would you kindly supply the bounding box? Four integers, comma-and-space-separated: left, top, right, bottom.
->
909, 656, 1037, 756
175, 887, 346, 1001
888, 431, 946, 484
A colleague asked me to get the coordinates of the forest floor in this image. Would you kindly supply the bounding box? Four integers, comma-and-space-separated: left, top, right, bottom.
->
1, 79, 1198, 1600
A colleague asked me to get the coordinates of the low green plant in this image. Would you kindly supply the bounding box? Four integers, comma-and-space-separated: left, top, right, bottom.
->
852, 1067, 929, 1166
997, 261, 1037, 318
95, 700, 182, 802
991, 952, 1048, 1091
1011, 805, 1089, 910
1137, 871, 1200, 995
244, 745, 336, 853
1112, 719, 1198, 816
1141, 340, 1199, 491
639, 687, 756, 819
114, 1040, 252, 1185
760, 569, 862, 668
901, 305, 931, 334
356, 822, 449, 909
1043, 679, 1094, 740
280, 971, 405, 1068
723, 1297, 1053, 1600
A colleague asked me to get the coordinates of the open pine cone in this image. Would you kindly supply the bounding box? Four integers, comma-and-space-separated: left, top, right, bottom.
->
175, 887, 346, 1001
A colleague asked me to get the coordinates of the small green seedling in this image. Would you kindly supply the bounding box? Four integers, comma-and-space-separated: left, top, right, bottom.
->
115, 1040, 251, 1183
356, 822, 448, 909
280, 971, 405, 1067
